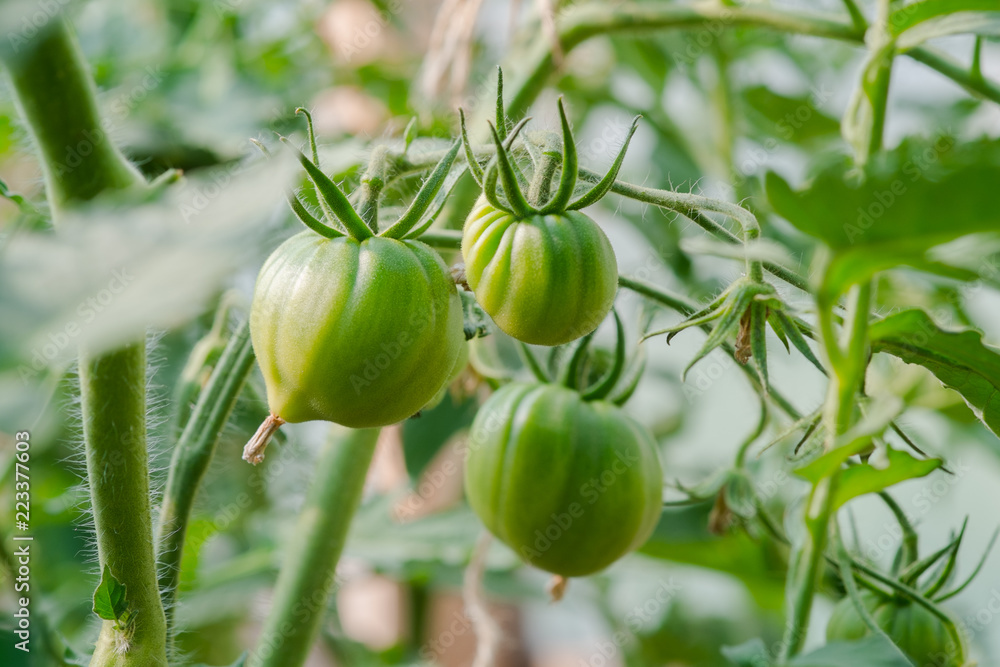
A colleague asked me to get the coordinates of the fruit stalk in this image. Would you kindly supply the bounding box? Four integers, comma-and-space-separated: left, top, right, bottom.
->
156, 321, 256, 632
248, 427, 379, 667
2, 18, 167, 666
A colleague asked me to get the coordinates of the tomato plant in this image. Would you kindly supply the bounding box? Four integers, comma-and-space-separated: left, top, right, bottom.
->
4, 2, 1000, 667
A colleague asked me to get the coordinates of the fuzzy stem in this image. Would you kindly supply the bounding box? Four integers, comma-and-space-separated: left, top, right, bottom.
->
779, 281, 871, 661
3, 18, 166, 667
156, 321, 256, 633
3, 20, 146, 212
501, 3, 1000, 124
248, 427, 379, 667
80, 345, 168, 666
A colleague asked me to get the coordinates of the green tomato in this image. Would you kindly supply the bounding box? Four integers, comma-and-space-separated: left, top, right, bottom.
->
422, 341, 470, 411
465, 382, 663, 577
826, 591, 965, 667
251, 231, 464, 428
462, 197, 618, 346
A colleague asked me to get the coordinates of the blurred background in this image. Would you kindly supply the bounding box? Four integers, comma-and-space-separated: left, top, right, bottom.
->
1, 0, 1000, 665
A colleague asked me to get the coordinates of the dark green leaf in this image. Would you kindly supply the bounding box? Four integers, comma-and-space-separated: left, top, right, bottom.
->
870, 308, 1000, 438
92, 565, 128, 622
765, 140, 1000, 295
402, 392, 478, 482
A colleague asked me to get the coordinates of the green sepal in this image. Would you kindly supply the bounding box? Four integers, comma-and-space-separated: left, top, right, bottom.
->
286, 191, 344, 239
538, 98, 578, 214
559, 330, 596, 389
583, 309, 626, 401
495, 66, 507, 141
487, 122, 536, 218
519, 342, 552, 383
283, 138, 372, 240
750, 300, 769, 391
382, 139, 461, 239
681, 287, 753, 382
459, 108, 485, 186
774, 310, 826, 375
294, 107, 320, 165
568, 115, 640, 211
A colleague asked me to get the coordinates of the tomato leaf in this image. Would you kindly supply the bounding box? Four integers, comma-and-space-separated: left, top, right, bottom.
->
833, 448, 942, 510
765, 140, 1000, 296
870, 308, 1000, 439
788, 637, 914, 666
794, 397, 903, 484
890, 0, 1000, 34
92, 565, 128, 622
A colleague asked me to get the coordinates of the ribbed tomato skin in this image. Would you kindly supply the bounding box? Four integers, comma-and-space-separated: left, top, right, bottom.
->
250, 231, 463, 427
465, 382, 663, 577
462, 198, 618, 346
826, 592, 965, 667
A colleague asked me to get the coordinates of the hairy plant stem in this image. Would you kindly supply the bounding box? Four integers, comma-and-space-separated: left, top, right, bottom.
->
156, 321, 256, 633
249, 427, 379, 667
500, 2, 1000, 124
779, 282, 872, 661
2, 19, 167, 666
80, 345, 167, 666
358, 145, 391, 232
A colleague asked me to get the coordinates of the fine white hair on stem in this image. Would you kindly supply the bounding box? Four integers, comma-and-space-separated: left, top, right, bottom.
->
463, 531, 501, 667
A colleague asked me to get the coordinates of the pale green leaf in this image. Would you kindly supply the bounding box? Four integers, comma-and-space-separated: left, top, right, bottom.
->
833, 447, 942, 510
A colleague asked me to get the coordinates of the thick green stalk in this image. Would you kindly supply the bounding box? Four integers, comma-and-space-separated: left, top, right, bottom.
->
248, 427, 380, 667
3, 20, 145, 213
779, 282, 871, 661
156, 321, 256, 631
79, 345, 167, 666
3, 18, 166, 667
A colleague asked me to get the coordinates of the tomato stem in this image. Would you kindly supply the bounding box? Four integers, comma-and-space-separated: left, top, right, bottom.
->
2, 18, 169, 666
248, 427, 379, 667
156, 320, 256, 634
242, 413, 287, 465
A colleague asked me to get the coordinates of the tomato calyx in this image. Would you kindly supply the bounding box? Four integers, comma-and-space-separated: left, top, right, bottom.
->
459, 75, 639, 219
518, 309, 643, 405
275, 108, 463, 243
641, 276, 822, 390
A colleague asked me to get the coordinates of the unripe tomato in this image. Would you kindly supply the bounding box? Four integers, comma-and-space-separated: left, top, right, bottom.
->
826, 591, 965, 667
422, 342, 470, 411
465, 382, 663, 577
251, 231, 464, 428
462, 197, 618, 346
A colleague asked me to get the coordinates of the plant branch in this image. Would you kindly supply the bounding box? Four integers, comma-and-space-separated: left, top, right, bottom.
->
248, 427, 379, 667
155, 320, 256, 633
